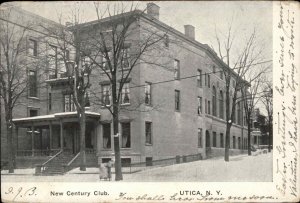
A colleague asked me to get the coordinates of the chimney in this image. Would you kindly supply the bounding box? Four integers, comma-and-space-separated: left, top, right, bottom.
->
147, 3, 160, 20
184, 25, 195, 40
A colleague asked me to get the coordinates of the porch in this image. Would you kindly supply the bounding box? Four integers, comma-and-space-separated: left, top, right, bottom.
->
12, 111, 101, 157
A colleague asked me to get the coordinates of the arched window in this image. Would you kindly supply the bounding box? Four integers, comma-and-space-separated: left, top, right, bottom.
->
219, 90, 224, 119
212, 86, 217, 116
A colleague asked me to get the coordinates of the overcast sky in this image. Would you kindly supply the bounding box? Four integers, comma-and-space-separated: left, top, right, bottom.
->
11, 1, 272, 59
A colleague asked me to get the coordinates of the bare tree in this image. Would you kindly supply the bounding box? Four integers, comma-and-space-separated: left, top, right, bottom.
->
0, 7, 40, 172
40, 7, 94, 171
261, 79, 273, 152
212, 22, 265, 161
241, 72, 263, 155
83, 2, 172, 180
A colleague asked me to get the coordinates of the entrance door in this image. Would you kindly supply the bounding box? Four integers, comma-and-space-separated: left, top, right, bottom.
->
205, 130, 210, 147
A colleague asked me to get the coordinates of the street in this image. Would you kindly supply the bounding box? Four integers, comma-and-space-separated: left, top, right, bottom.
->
1, 153, 272, 182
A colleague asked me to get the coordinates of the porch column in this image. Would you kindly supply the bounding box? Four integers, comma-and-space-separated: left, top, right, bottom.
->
31, 123, 34, 156
40, 128, 42, 154
49, 122, 52, 150
60, 119, 64, 151
15, 126, 18, 157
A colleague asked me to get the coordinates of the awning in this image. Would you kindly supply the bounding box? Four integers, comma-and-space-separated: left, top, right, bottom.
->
13, 111, 101, 127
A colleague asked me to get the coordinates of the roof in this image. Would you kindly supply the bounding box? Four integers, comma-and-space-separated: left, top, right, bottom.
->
13, 111, 101, 124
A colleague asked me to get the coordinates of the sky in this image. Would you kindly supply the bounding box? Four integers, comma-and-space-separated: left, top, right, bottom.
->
10, 1, 273, 61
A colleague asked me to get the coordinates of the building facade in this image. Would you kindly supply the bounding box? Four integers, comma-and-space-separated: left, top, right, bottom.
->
1, 3, 251, 168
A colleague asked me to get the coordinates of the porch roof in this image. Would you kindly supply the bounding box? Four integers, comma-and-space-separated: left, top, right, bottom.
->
12, 111, 101, 126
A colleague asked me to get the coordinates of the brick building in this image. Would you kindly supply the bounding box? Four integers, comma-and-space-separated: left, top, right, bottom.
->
1, 3, 251, 169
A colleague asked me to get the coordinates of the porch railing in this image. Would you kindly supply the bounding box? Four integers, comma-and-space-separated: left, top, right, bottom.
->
17, 149, 61, 157
86, 148, 96, 154
38, 150, 62, 174
63, 152, 80, 173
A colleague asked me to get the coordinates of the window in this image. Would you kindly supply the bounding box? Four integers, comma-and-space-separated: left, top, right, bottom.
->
64, 94, 76, 112
103, 123, 111, 149
29, 70, 37, 97
121, 122, 131, 148
81, 56, 91, 69
145, 122, 152, 145
212, 86, 217, 116
232, 105, 236, 124
220, 133, 224, 148
238, 137, 241, 149
121, 48, 130, 68
29, 109, 38, 117
237, 101, 242, 125
121, 83, 130, 104
213, 132, 217, 147
145, 82, 151, 105
65, 49, 70, 61
197, 97, 202, 115
146, 157, 153, 166
49, 45, 57, 77
207, 74, 210, 88
213, 65, 216, 74
102, 51, 111, 70
205, 99, 207, 114
219, 90, 224, 119
197, 69, 202, 87
102, 158, 111, 163
207, 100, 211, 115
204, 73, 207, 86
164, 35, 169, 47
175, 90, 180, 111
174, 59, 180, 80
28, 39, 37, 56
220, 71, 223, 80
85, 92, 90, 107
233, 136, 236, 149
102, 85, 111, 106
198, 128, 202, 148
48, 93, 52, 111
121, 158, 131, 167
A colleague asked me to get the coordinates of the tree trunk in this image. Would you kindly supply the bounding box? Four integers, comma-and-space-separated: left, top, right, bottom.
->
224, 123, 231, 162
247, 122, 251, 155
6, 120, 14, 173
113, 112, 122, 181
79, 111, 86, 171
268, 117, 272, 152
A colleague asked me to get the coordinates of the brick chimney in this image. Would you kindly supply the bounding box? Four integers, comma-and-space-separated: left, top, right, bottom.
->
184, 25, 195, 40
147, 3, 160, 20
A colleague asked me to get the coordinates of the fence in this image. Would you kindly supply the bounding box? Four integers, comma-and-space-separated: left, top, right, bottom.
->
128, 153, 202, 173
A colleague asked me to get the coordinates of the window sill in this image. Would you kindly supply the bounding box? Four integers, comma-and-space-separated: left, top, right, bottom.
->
28, 97, 40, 100
121, 147, 132, 150
101, 105, 111, 109
145, 143, 153, 146
121, 103, 130, 106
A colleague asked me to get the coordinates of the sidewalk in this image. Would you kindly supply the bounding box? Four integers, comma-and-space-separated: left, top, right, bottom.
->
1, 153, 272, 182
